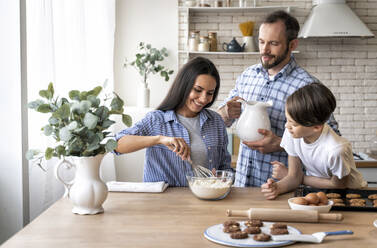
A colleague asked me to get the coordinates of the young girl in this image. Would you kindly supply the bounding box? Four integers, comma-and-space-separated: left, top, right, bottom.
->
115, 57, 231, 186
261, 82, 366, 199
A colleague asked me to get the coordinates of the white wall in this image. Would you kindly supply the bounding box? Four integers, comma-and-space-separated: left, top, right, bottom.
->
0, 0, 24, 244
113, 0, 178, 181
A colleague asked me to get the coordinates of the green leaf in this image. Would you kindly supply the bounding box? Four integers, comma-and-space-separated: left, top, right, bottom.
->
55, 145, 66, 157
37, 104, 53, 113
87, 143, 100, 152
48, 117, 59, 125
87, 95, 100, 108
39, 90, 52, 100
26, 149, 39, 160
122, 114, 132, 127
105, 139, 117, 152
79, 91, 88, 100
45, 147, 54, 160
47, 83, 54, 99
52, 103, 70, 120
102, 119, 115, 129
43, 125, 53, 136
110, 94, 124, 112
87, 86, 102, 97
28, 100, 44, 109
95, 106, 109, 121
83, 112, 99, 130
69, 90, 80, 100
57, 97, 69, 108
78, 100, 91, 114
67, 121, 78, 130
59, 126, 72, 141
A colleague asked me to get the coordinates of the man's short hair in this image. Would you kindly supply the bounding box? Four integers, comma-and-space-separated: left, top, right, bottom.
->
262, 10, 300, 43
286, 83, 336, 127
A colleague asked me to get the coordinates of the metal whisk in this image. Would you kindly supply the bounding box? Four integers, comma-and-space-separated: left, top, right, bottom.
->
188, 159, 214, 178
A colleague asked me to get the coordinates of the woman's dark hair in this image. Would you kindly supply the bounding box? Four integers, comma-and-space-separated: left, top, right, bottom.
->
262, 10, 300, 43
157, 56, 220, 111
286, 82, 336, 127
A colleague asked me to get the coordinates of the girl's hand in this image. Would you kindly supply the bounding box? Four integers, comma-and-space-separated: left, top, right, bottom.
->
159, 136, 190, 161
261, 178, 279, 200
270, 161, 288, 180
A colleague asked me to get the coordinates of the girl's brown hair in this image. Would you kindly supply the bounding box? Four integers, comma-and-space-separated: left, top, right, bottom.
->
286, 82, 336, 127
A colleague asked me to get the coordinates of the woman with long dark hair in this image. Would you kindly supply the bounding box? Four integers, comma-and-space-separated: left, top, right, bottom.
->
115, 57, 231, 186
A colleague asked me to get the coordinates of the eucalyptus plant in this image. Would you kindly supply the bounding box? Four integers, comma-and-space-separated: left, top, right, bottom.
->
124, 42, 174, 88
26, 83, 132, 169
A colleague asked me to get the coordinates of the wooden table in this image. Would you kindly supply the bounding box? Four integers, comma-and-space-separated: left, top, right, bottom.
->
2, 188, 377, 248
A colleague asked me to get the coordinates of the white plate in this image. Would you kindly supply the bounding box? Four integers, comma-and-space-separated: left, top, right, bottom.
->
374, 220, 377, 228
204, 221, 301, 248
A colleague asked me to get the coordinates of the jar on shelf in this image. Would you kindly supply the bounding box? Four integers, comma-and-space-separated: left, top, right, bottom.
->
208, 32, 217, 51
198, 36, 210, 52
188, 31, 200, 51
213, 0, 223, 7
199, 0, 210, 7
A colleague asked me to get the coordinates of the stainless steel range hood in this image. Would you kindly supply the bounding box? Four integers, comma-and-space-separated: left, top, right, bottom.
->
298, 0, 375, 38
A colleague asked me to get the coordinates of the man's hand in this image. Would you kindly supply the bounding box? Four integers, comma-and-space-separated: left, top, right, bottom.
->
270, 161, 288, 180
242, 129, 283, 154
261, 178, 279, 200
218, 96, 243, 125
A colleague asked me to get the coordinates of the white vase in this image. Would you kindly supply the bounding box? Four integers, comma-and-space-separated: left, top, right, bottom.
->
243, 36, 256, 52
54, 154, 108, 215
137, 84, 150, 108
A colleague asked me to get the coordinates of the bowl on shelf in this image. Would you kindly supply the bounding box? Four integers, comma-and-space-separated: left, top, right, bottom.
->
186, 170, 234, 200
288, 197, 334, 213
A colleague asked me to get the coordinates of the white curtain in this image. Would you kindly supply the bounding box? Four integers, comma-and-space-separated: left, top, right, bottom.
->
27, 0, 116, 220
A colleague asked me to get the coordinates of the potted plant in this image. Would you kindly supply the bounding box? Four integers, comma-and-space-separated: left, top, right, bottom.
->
124, 42, 174, 107
26, 82, 132, 215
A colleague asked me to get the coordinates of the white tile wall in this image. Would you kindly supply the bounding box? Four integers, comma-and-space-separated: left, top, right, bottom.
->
178, 0, 377, 153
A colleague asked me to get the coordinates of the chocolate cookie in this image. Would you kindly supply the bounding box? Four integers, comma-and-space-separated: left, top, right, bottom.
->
326, 193, 341, 198
271, 223, 287, 229
270, 228, 289, 235
244, 226, 261, 234
368, 194, 377, 200
253, 233, 271, 242
223, 220, 240, 228
346, 193, 361, 199
230, 231, 248, 239
245, 219, 263, 227
223, 225, 241, 233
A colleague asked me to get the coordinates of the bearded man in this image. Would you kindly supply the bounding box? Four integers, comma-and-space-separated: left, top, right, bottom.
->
218, 10, 340, 187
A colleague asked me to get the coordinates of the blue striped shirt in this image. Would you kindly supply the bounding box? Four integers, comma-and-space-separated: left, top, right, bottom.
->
115, 109, 231, 187
220, 56, 339, 187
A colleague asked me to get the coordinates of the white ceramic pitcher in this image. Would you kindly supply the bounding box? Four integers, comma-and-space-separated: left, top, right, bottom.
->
235, 100, 273, 142
55, 153, 108, 215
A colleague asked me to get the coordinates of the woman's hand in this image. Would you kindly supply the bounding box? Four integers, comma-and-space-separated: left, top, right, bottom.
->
159, 136, 190, 161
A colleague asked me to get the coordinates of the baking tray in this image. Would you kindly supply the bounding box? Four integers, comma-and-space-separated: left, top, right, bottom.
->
294, 185, 377, 212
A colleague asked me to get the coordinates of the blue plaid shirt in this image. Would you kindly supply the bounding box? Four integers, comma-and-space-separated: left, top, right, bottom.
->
220, 56, 339, 187
115, 109, 231, 187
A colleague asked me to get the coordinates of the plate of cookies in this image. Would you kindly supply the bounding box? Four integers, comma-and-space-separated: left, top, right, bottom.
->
204, 220, 301, 247
294, 186, 377, 212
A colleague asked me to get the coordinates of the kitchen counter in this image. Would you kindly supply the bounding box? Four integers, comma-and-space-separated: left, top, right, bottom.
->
2, 188, 377, 248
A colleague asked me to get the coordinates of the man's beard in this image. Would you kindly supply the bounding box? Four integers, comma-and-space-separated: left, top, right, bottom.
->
260, 45, 289, 69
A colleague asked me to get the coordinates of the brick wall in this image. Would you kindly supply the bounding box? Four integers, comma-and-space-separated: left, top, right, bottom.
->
178, 0, 377, 153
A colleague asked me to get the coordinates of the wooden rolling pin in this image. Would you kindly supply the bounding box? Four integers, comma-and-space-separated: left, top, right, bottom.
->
226, 208, 343, 223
